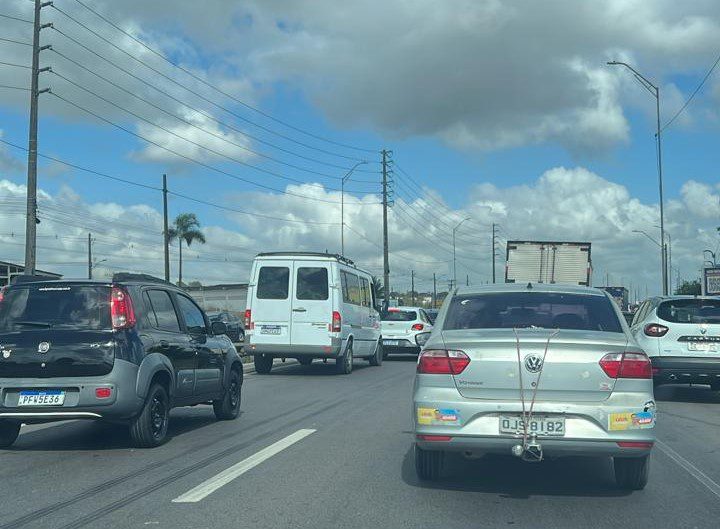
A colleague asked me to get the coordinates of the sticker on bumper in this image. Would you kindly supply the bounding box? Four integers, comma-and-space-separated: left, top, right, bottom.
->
608, 411, 655, 431
417, 407, 460, 426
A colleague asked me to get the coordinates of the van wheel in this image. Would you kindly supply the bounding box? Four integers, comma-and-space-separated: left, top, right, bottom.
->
129, 383, 170, 448
0, 420, 21, 448
254, 354, 273, 374
213, 368, 242, 420
298, 357, 313, 366
368, 339, 383, 366
415, 444, 443, 481
336, 341, 353, 375
614, 455, 650, 490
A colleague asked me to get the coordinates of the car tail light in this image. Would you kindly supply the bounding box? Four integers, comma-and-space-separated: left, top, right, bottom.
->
244, 309, 253, 330
330, 311, 341, 333
417, 349, 470, 375
95, 387, 112, 399
417, 435, 452, 441
617, 441, 653, 449
110, 287, 136, 329
411, 323, 424, 331
599, 352, 652, 379
644, 323, 669, 337
0, 286, 5, 302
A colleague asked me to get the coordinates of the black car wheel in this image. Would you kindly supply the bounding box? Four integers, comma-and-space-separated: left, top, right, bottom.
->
614, 455, 650, 490
368, 339, 383, 366
214, 368, 242, 420
129, 383, 170, 448
336, 341, 353, 375
254, 354, 273, 374
415, 444, 443, 481
0, 420, 21, 449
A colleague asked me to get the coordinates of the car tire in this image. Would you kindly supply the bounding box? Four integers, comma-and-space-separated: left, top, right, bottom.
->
0, 420, 21, 449
415, 444, 443, 481
297, 357, 313, 366
368, 339, 383, 366
129, 383, 170, 448
213, 368, 242, 420
614, 455, 650, 490
336, 341, 353, 375
710, 381, 720, 392
254, 354, 273, 374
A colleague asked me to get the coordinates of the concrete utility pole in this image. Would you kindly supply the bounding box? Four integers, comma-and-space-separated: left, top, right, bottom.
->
452, 217, 471, 288
163, 174, 170, 282
466, 274, 469, 287
492, 223, 498, 284
432, 273, 437, 309
24, 0, 52, 275
87, 233, 92, 279
411, 270, 415, 305
382, 149, 391, 310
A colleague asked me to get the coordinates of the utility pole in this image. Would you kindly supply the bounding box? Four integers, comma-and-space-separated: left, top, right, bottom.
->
162, 174, 170, 282
24, 0, 52, 275
432, 273, 437, 309
87, 233, 92, 280
466, 274, 469, 286
492, 223, 498, 283
382, 149, 391, 310
411, 270, 415, 305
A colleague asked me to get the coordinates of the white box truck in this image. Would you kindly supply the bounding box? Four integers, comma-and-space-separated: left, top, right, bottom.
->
505, 241, 592, 286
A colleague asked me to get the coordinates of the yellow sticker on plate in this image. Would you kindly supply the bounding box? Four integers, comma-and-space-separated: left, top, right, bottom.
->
609, 412, 634, 431
417, 407, 436, 425
609, 411, 655, 431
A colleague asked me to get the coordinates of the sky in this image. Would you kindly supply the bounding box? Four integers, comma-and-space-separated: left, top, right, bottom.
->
1, 0, 720, 297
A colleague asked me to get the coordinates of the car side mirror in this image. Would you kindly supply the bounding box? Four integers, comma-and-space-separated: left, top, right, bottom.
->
211, 321, 227, 336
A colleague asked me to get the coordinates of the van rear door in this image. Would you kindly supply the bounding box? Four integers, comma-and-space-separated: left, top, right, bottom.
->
290, 261, 333, 348
251, 263, 292, 346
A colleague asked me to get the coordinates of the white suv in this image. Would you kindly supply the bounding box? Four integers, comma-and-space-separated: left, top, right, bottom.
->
380, 306, 433, 357
630, 296, 720, 390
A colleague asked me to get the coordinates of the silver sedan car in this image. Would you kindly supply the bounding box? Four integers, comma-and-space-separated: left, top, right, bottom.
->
413, 284, 655, 490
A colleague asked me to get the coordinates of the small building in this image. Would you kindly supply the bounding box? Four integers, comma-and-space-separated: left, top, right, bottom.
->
185, 283, 248, 315
0, 260, 62, 287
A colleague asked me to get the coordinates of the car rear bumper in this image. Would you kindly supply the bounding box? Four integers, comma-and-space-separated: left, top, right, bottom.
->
247, 341, 342, 358
0, 359, 143, 422
650, 356, 720, 385
383, 338, 420, 354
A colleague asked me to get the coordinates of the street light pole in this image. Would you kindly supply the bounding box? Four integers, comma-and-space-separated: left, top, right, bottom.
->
453, 217, 471, 289
608, 61, 667, 294
340, 161, 368, 256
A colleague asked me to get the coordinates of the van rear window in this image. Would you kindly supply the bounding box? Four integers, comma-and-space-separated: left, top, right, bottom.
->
257, 267, 290, 299
296, 267, 328, 300
0, 284, 111, 331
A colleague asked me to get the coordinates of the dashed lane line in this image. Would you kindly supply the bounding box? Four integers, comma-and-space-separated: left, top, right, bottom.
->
656, 440, 720, 499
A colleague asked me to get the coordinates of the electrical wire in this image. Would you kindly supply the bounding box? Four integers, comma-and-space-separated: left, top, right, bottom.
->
0, 37, 32, 46
0, 13, 33, 24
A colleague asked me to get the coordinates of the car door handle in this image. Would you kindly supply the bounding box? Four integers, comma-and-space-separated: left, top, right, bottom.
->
292, 308, 307, 312
159, 340, 170, 349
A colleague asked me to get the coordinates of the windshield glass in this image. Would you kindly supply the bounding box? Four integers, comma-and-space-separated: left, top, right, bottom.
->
381, 310, 417, 321
444, 292, 623, 332
0, 284, 111, 331
657, 299, 720, 324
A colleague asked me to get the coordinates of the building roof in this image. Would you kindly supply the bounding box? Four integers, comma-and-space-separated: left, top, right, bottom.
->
0, 260, 62, 278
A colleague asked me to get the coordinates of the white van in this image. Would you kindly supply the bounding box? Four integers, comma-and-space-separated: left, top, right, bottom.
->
245, 252, 383, 374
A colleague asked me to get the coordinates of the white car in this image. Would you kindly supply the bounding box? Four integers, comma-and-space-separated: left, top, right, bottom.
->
245, 252, 383, 375
381, 306, 433, 357
630, 296, 720, 390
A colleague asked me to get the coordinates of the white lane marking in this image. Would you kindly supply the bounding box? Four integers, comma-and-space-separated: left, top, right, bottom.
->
172, 428, 316, 503
656, 440, 720, 499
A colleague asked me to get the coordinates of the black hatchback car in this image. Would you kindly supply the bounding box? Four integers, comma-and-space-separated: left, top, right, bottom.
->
0, 273, 243, 448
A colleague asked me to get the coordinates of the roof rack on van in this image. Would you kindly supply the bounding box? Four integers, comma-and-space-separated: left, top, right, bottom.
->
111, 272, 170, 285
256, 252, 356, 267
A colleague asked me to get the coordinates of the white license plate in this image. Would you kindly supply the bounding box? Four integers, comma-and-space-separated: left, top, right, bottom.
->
260, 326, 281, 335
688, 342, 718, 352
384, 340, 400, 346
499, 415, 565, 436
18, 390, 65, 406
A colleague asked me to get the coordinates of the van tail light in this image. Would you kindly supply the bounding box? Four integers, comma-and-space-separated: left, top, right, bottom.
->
110, 287, 136, 330
95, 387, 112, 399
412, 323, 424, 331
417, 349, 470, 375
244, 309, 254, 330
644, 323, 669, 337
330, 311, 341, 333
599, 351, 652, 379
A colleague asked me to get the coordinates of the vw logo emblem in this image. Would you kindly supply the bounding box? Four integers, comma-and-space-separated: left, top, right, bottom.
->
524, 354, 543, 373
37, 342, 51, 354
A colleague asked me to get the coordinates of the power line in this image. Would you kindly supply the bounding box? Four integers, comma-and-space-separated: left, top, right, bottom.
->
50, 6, 375, 163
0, 36, 33, 46
0, 12, 33, 24
0, 60, 32, 69
67, 0, 377, 155
0, 84, 30, 91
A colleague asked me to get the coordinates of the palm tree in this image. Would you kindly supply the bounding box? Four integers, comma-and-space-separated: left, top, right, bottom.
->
167, 213, 206, 286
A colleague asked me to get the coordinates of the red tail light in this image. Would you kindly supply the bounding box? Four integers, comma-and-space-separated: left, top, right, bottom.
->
110, 287, 135, 330
244, 309, 253, 330
0, 287, 5, 303
417, 349, 470, 375
411, 323, 424, 331
644, 323, 669, 337
95, 387, 112, 399
599, 352, 652, 379
417, 435, 452, 442
330, 311, 341, 333
617, 441, 654, 449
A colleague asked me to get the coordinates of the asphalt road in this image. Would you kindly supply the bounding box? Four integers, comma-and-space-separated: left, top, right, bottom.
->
2, 357, 720, 529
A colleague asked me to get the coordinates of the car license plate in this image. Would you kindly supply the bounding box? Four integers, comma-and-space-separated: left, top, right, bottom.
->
688, 342, 718, 352
18, 390, 65, 406
260, 325, 281, 335
384, 340, 399, 346
499, 415, 565, 436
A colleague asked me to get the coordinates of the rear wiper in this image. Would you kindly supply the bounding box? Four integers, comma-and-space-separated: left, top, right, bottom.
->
14, 320, 53, 328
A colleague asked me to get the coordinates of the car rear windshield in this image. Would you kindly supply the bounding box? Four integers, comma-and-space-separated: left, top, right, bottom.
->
657, 299, 720, 324
0, 284, 111, 331
381, 310, 417, 321
443, 292, 622, 333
